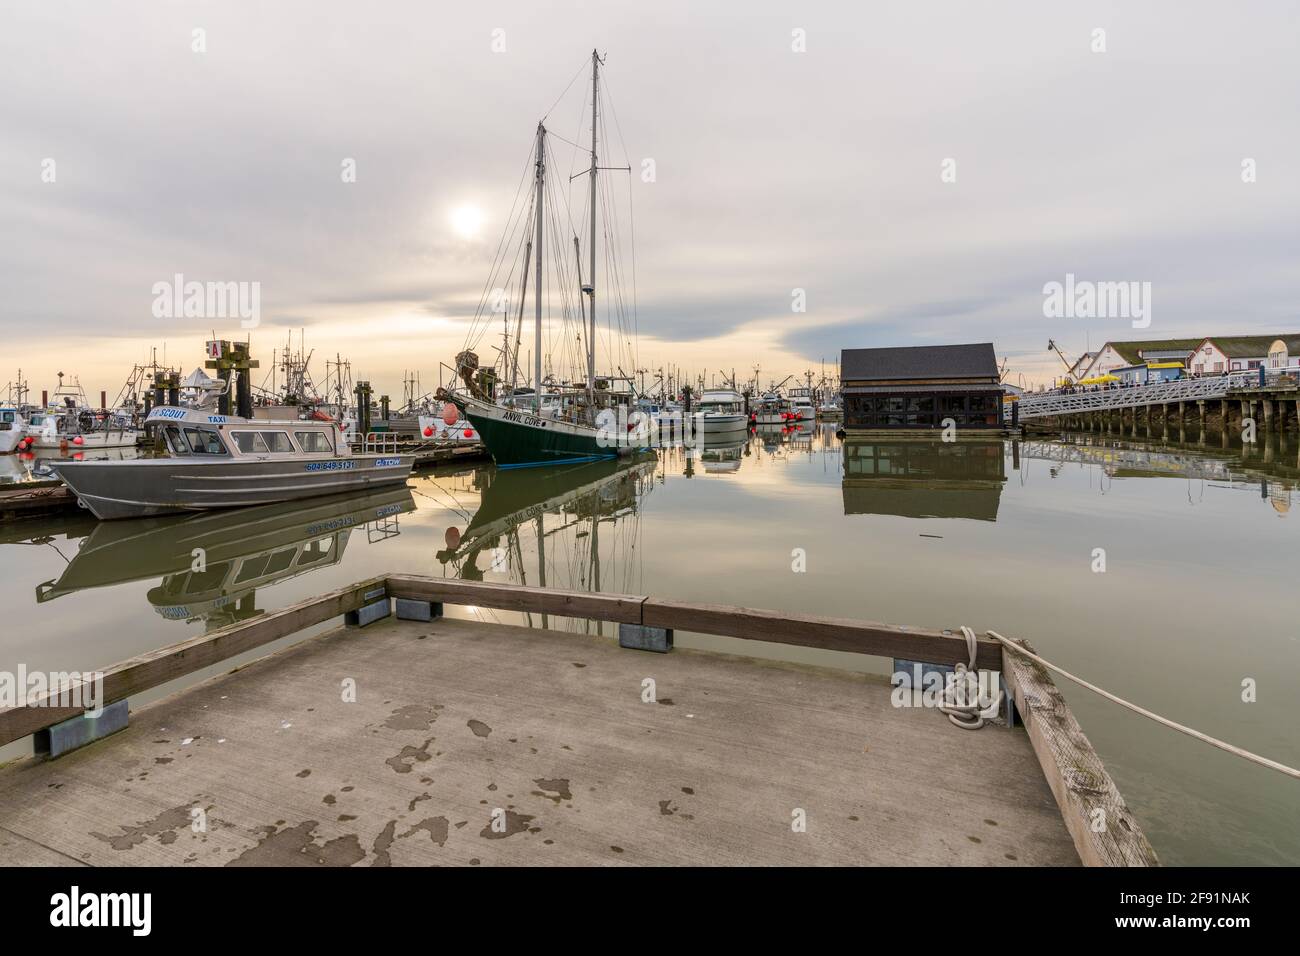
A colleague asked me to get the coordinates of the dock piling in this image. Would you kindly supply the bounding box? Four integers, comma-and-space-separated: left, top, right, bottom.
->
618, 622, 674, 653
34, 699, 129, 758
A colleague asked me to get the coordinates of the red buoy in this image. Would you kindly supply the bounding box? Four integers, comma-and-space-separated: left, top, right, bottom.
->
73, 435, 84, 445
463, 429, 475, 439
423, 426, 434, 437
441, 404, 458, 426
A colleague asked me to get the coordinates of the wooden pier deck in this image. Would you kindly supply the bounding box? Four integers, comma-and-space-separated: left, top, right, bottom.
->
0, 576, 1156, 866
0, 480, 76, 522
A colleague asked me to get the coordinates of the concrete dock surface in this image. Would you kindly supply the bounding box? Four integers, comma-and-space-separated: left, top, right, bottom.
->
0, 615, 1078, 866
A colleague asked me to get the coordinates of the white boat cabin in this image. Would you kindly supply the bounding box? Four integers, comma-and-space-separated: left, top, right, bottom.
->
145, 407, 345, 459
696, 389, 745, 413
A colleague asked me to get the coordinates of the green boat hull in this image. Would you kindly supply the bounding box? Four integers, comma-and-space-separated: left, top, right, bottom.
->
462, 402, 620, 469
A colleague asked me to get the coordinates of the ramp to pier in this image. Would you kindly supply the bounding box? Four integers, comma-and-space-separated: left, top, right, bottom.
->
0, 615, 1077, 866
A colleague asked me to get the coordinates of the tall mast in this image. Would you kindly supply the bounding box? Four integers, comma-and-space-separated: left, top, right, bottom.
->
586, 49, 599, 401
534, 122, 546, 413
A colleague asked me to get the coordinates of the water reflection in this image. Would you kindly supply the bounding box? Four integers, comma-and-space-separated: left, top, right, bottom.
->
1026, 430, 1300, 514
34, 486, 416, 628
437, 456, 655, 604
841, 439, 1007, 521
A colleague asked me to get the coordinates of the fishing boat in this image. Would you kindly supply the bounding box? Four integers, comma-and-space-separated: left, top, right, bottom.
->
694, 389, 749, 435
817, 400, 843, 421
444, 51, 648, 469
787, 388, 816, 422
26, 408, 139, 450
54, 406, 413, 520
0, 407, 28, 454
752, 392, 794, 425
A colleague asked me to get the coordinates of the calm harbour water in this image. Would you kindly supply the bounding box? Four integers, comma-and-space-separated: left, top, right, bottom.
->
2, 423, 1297, 866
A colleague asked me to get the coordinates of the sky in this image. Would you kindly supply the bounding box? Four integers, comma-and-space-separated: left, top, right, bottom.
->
2, 0, 1298, 403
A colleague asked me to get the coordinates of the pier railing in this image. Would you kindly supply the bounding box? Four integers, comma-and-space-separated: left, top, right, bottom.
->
0, 573, 1155, 867
1016, 371, 1262, 420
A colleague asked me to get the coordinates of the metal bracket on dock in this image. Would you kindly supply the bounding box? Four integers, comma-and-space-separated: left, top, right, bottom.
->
395, 598, 443, 622
346, 589, 392, 628
35, 699, 130, 758
618, 623, 674, 653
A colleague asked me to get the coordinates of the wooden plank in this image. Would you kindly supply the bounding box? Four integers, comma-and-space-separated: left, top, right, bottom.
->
0, 575, 388, 747
384, 574, 646, 625
642, 599, 1002, 668
1000, 636, 1158, 867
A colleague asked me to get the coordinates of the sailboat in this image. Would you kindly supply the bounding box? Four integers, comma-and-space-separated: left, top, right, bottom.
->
443, 51, 648, 469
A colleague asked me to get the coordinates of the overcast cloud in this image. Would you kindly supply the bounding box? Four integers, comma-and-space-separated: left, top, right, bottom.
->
2, 0, 1297, 397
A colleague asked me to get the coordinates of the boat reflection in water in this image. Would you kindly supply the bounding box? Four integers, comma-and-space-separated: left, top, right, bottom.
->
35, 486, 416, 628
437, 456, 655, 631
841, 438, 1007, 521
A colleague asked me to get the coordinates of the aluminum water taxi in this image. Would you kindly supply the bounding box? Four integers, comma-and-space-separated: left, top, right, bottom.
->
54, 406, 414, 520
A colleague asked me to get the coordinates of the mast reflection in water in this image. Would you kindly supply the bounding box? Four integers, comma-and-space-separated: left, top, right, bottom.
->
437, 455, 656, 633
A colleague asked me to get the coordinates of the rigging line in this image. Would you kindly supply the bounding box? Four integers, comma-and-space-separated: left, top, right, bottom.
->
540, 54, 593, 123
470, 180, 536, 349
466, 137, 537, 344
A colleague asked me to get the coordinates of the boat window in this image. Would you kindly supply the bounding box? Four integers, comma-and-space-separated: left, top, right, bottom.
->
1, 411, 13, 424
183, 427, 228, 455
262, 431, 294, 453
234, 554, 271, 584
264, 548, 296, 575
165, 427, 189, 455
231, 431, 265, 453
294, 431, 333, 453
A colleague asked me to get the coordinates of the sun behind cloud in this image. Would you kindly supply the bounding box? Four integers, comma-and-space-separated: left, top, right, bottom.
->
449, 203, 484, 240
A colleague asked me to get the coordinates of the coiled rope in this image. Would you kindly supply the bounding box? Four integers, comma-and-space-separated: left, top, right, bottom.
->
937, 626, 1003, 730
984, 629, 1300, 781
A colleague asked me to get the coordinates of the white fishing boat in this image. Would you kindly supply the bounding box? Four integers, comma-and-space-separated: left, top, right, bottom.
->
54, 406, 414, 520
26, 408, 139, 450
0, 406, 28, 454
752, 392, 795, 425
694, 389, 749, 435
416, 415, 478, 443
788, 388, 816, 422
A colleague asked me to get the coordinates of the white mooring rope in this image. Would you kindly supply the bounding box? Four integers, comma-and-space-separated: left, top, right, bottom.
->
936, 626, 1004, 731
985, 629, 1300, 781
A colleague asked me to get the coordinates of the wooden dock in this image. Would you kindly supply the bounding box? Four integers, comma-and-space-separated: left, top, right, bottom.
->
0, 480, 76, 522
0, 576, 1156, 866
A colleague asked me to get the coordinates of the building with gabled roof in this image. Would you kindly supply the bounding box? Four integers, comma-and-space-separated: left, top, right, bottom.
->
1186, 335, 1300, 375
840, 343, 1003, 430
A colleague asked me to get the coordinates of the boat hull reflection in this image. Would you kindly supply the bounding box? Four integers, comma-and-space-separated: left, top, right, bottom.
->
36, 487, 416, 625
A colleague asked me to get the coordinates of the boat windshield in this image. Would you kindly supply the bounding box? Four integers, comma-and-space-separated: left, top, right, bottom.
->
181, 426, 228, 455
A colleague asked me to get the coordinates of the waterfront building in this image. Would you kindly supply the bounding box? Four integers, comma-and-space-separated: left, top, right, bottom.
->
1077, 339, 1202, 379
840, 343, 1003, 430
1186, 335, 1300, 374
